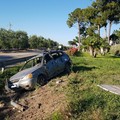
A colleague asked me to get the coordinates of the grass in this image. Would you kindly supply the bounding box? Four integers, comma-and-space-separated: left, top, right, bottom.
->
50, 111, 64, 120
0, 55, 120, 120
66, 56, 120, 120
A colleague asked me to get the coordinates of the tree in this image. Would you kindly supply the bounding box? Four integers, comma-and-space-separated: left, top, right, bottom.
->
68, 40, 77, 46
15, 31, 29, 49
67, 8, 85, 51
105, 1, 120, 43
0, 28, 12, 49
29, 35, 39, 49
112, 29, 120, 44
92, 0, 120, 44
11, 38, 20, 49
29, 35, 59, 49
82, 34, 103, 57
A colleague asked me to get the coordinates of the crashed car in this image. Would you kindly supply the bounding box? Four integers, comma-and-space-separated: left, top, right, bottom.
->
5, 50, 72, 92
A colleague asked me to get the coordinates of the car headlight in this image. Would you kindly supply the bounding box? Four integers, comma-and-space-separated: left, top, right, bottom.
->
22, 74, 33, 80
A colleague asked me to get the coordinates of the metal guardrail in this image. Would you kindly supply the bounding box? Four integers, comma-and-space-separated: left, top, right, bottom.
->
0, 55, 35, 72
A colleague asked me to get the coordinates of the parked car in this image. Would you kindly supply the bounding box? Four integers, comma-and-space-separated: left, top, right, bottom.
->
5, 50, 72, 92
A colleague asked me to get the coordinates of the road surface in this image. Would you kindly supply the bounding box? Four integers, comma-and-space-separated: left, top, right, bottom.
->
0, 50, 40, 62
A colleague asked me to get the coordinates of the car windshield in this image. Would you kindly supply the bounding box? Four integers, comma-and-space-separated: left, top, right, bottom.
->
21, 56, 43, 70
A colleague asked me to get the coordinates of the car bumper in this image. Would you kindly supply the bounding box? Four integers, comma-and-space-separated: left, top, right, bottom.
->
5, 79, 21, 92
19, 79, 35, 90
5, 79, 35, 92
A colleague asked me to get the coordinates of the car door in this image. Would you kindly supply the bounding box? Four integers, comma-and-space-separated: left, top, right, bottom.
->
51, 52, 65, 73
44, 54, 57, 78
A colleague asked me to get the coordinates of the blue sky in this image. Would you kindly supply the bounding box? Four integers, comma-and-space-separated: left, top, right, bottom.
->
0, 0, 120, 46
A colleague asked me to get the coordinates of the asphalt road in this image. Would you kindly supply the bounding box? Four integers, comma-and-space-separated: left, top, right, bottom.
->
0, 51, 40, 62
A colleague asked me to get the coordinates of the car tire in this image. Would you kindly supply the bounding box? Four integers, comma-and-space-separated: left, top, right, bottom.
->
65, 63, 71, 75
37, 75, 47, 86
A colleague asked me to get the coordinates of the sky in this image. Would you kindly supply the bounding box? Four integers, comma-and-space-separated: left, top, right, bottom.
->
0, 0, 120, 46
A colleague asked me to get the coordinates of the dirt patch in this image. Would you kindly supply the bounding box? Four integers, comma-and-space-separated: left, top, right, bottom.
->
0, 76, 69, 120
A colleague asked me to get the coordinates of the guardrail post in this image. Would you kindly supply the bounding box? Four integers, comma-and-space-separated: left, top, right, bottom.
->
1, 67, 5, 73
1, 62, 5, 73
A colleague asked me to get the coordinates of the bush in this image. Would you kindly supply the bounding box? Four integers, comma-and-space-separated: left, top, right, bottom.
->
67, 47, 78, 56
110, 44, 120, 56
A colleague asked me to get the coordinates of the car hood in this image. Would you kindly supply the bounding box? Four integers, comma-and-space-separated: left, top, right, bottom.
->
10, 64, 42, 82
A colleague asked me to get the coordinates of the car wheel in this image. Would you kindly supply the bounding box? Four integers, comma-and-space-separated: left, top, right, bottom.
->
37, 75, 47, 86
65, 63, 71, 75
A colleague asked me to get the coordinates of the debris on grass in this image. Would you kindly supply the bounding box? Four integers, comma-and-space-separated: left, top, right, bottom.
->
97, 84, 120, 95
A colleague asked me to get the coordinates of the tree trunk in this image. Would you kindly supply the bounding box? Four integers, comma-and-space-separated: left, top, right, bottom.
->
100, 47, 105, 55
93, 49, 97, 58
104, 26, 107, 39
78, 22, 81, 51
98, 25, 100, 37
98, 25, 100, 43
89, 46, 94, 56
108, 21, 112, 44
89, 46, 97, 57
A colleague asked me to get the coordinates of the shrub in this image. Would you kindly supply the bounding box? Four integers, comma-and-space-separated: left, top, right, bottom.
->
67, 47, 78, 56
110, 44, 120, 56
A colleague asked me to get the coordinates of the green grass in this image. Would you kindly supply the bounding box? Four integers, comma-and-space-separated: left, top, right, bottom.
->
1, 55, 120, 120
66, 56, 120, 120
50, 111, 64, 120
0, 66, 21, 91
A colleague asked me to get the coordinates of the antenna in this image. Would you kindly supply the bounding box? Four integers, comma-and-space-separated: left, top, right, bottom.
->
9, 22, 12, 30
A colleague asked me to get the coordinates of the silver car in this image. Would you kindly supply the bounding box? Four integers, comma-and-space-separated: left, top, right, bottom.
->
5, 50, 72, 92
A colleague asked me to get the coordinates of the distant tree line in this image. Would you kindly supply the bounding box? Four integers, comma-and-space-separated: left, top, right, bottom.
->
67, 0, 120, 57
0, 28, 59, 50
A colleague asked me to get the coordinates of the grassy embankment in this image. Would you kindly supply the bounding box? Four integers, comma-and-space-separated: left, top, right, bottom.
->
0, 54, 120, 120
66, 55, 120, 120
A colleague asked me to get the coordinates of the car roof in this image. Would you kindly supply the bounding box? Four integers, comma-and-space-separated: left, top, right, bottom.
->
49, 50, 64, 54
27, 50, 64, 62
27, 53, 44, 62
